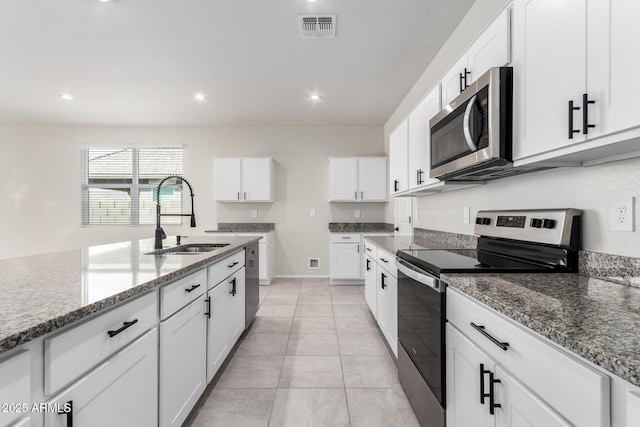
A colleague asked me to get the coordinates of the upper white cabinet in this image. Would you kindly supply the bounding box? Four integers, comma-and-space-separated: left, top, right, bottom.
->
328, 157, 387, 202
214, 158, 273, 202
513, 0, 640, 165
408, 85, 441, 190
441, 8, 511, 106
389, 119, 409, 194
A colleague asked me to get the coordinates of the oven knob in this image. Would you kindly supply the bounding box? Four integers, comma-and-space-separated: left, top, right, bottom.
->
475, 217, 484, 225
482, 218, 491, 225
542, 219, 556, 229
530, 218, 542, 228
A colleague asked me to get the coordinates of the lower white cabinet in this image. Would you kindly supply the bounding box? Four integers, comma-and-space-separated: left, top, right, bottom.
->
376, 266, 397, 357
0, 350, 30, 427
160, 296, 207, 427
364, 255, 377, 318
45, 329, 158, 427
330, 242, 361, 281
206, 267, 246, 382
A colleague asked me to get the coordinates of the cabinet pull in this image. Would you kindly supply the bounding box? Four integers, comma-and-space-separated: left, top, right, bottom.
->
366, 259, 371, 271
107, 319, 138, 338
470, 322, 509, 351
459, 72, 465, 93
489, 371, 502, 415
582, 93, 596, 134
568, 100, 580, 139
244, 191, 247, 200
205, 296, 211, 318
479, 363, 491, 404
365, 247, 372, 252
57, 400, 73, 427
237, 192, 240, 200
381, 272, 387, 289
394, 179, 399, 192
463, 68, 471, 89
228, 261, 239, 268
361, 191, 363, 199
230, 277, 237, 296
380, 258, 388, 263
185, 284, 201, 293
357, 245, 360, 253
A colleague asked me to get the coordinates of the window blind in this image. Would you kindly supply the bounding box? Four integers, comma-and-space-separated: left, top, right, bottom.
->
81, 147, 184, 226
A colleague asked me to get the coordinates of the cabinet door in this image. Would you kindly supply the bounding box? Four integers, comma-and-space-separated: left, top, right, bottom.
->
259, 242, 267, 283
358, 158, 387, 201
227, 268, 246, 344
389, 120, 409, 194
446, 324, 495, 427
495, 366, 571, 427
207, 281, 230, 383
376, 269, 397, 357
512, 0, 587, 161
364, 256, 377, 318
329, 158, 358, 201
587, 0, 640, 139
160, 296, 207, 427
213, 158, 242, 201
0, 351, 30, 427
467, 8, 511, 83
441, 55, 468, 107
408, 86, 441, 190
242, 158, 272, 201
45, 330, 158, 427
330, 243, 361, 280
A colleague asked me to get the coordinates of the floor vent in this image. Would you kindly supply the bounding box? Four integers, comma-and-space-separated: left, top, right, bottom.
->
308, 258, 320, 269
299, 15, 336, 38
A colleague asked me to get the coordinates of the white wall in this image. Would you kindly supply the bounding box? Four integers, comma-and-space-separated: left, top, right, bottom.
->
0, 125, 386, 275
384, 0, 640, 258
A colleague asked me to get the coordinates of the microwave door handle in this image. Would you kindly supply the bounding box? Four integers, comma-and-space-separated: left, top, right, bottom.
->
463, 94, 478, 151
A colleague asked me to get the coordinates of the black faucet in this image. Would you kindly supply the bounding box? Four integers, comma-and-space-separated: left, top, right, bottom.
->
154, 175, 196, 250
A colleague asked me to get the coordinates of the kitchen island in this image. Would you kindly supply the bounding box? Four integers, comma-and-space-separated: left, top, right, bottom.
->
0, 235, 260, 427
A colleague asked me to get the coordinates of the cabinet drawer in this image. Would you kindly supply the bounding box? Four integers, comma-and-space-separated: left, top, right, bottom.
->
363, 241, 377, 259
0, 350, 30, 427
44, 292, 156, 396
331, 233, 361, 243
160, 269, 207, 320
208, 250, 244, 288
376, 248, 396, 276
447, 288, 609, 427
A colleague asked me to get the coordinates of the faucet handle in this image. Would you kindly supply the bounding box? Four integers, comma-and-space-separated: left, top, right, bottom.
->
160, 227, 166, 240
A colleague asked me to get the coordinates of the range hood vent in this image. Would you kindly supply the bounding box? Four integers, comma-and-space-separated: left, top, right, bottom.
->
299, 15, 336, 38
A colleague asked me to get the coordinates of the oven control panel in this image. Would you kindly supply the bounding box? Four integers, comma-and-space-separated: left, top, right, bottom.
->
474, 209, 581, 246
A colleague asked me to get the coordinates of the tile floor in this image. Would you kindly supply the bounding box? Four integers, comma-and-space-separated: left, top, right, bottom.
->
189, 278, 420, 427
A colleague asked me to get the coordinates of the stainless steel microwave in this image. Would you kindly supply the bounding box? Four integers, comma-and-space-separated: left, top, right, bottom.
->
429, 67, 514, 181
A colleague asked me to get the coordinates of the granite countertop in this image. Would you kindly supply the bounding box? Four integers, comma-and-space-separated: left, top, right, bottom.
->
205, 223, 275, 233
329, 223, 395, 233
0, 235, 260, 355
364, 232, 477, 254
442, 272, 640, 387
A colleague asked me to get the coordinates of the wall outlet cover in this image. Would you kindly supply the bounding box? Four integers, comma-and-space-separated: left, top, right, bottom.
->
463, 206, 471, 224
355, 209, 361, 218
610, 196, 634, 232
251, 210, 258, 218
310, 209, 316, 218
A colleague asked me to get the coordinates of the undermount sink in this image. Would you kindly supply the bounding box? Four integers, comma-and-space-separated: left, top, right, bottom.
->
147, 243, 229, 255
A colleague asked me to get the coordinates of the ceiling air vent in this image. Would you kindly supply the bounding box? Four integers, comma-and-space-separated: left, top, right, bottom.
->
299, 15, 336, 38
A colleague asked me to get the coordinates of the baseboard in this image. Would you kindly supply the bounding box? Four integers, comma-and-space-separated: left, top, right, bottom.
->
274, 274, 329, 279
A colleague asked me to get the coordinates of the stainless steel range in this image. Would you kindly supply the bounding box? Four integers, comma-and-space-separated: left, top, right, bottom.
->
396, 209, 581, 427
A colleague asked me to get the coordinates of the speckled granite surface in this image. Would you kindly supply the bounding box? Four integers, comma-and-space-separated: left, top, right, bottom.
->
213, 223, 275, 232
414, 228, 478, 249
442, 272, 640, 387
329, 223, 395, 233
0, 236, 259, 355
579, 250, 640, 288
364, 231, 477, 254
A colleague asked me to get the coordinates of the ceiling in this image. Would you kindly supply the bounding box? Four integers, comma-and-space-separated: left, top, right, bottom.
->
0, 0, 475, 126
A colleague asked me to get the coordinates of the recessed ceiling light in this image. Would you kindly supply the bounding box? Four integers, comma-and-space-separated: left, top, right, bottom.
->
59, 93, 73, 101
194, 93, 207, 101
310, 93, 320, 101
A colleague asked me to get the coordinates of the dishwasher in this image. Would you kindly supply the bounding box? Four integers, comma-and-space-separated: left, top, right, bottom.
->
244, 242, 260, 329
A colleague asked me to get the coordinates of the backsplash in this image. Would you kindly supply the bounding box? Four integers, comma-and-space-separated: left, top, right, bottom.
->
413, 228, 478, 249
217, 223, 275, 232
579, 251, 640, 288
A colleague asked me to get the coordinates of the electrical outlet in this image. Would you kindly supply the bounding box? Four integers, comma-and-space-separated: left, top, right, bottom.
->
355, 209, 361, 218
251, 210, 258, 218
610, 197, 634, 231
463, 206, 471, 224
310, 209, 316, 218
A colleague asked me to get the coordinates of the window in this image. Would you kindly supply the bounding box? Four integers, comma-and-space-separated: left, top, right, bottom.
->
81, 147, 184, 225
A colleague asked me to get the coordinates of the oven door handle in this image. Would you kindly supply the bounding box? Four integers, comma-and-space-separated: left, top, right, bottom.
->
396, 259, 443, 293
463, 94, 479, 152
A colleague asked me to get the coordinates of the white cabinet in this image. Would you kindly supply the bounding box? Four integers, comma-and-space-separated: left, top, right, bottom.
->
330, 239, 362, 281
407, 86, 441, 190
441, 8, 511, 106
209, 233, 273, 284
328, 157, 387, 202
206, 266, 246, 382
214, 158, 273, 202
376, 264, 397, 357
513, 0, 640, 165
364, 254, 377, 318
389, 119, 409, 194
160, 295, 207, 427
45, 329, 158, 427
0, 351, 30, 427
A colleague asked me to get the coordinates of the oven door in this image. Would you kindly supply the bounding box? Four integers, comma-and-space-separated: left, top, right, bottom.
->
429, 67, 512, 179
397, 258, 446, 407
